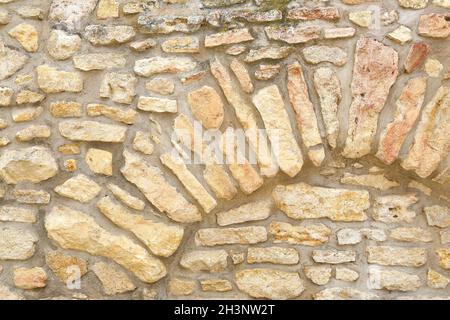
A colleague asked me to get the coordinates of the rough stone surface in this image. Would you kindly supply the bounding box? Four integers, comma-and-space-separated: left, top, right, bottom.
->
269, 221, 331, 246
0, 226, 37, 260
92, 262, 136, 295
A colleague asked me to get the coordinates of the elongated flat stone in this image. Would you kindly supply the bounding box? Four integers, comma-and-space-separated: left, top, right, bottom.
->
272, 182, 370, 222
73, 53, 126, 71
45, 206, 166, 283
302, 46, 347, 66
107, 183, 145, 211
121, 151, 201, 223
287, 62, 324, 166
340, 173, 399, 190
269, 221, 331, 246
0, 226, 37, 260
401, 86, 450, 178
205, 28, 253, 47
368, 267, 421, 292
216, 199, 272, 226
247, 247, 299, 265
314, 287, 378, 300
244, 46, 293, 63
253, 84, 304, 176
86, 103, 138, 125
84, 25, 135, 45
97, 196, 184, 257
134, 56, 196, 77
343, 38, 398, 158
210, 58, 277, 177
0, 206, 36, 223
287, 7, 340, 21
265, 25, 321, 44
367, 246, 427, 267
389, 227, 432, 243
59, 120, 127, 142
312, 250, 356, 264
37, 65, 83, 93
230, 58, 254, 93
138, 14, 205, 34
313, 67, 342, 149
376, 77, 427, 164
373, 194, 418, 223
180, 250, 228, 272
195, 226, 267, 246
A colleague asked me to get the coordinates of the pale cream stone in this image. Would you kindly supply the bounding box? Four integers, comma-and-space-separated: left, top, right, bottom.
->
269, 221, 331, 246
255, 63, 280, 80
401, 86, 450, 178
226, 44, 247, 55
205, 28, 253, 47
272, 182, 370, 222
85, 148, 112, 176
389, 227, 433, 242
0, 87, 13, 106
0, 43, 28, 81
314, 287, 378, 300
45, 251, 88, 283
200, 279, 232, 292
168, 278, 195, 296
132, 131, 154, 155
303, 46, 348, 66
0, 9, 11, 25
180, 250, 228, 272
92, 262, 136, 295
99, 72, 137, 104
230, 58, 253, 93
398, 0, 429, 9
195, 226, 267, 246
424, 58, 443, 77
8, 23, 38, 52
134, 56, 196, 77
368, 267, 421, 292
15, 73, 32, 85
424, 205, 450, 228
254, 84, 304, 176
17, 6, 44, 19
58, 143, 80, 155
433, 0, 450, 7
86, 103, 137, 125
216, 199, 272, 226
73, 53, 126, 71
160, 153, 217, 213
84, 25, 135, 45
12, 107, 43, 122
13, 267, 47, 289
367, 246, 427, 267
335, 267, 359, 282
340, 173, 399, 190
427, 269, 449, 288
0, 226, 37, 260
373, 194, 418, 223
434, 166, 450, 185
0, 146, 58, 184
312, 250, 356, 264
337, 228, 387, 245
107, 183, 145, 211
436, 248, 450, 269
387, 26, 413, 45
203, 164, 237, 201
265, 25, 321, 44
15, 90, 44, 104
47, 30, 81, 60
59, 120, 127, 142
145, 78, 174, 95
440, 230, 450, 244
0, 206, 36, 223
45, 205, 166, 283
349, 11, 372, 27
121, 151, 201, 223
54, 174, 101, 203
236, 268, 304, 300
97, 0, 119, 19
161, 36, 200, 53
324, 27, 356, 39
16, 125, 51, 142
37, 65, 83, 93
304, 266, 332, 285
12, 189, 50, 204
287, 62, 324, 166
210, 58, 277, 177
313, 67, 342, 148
244, 46, 293, 63
129, 38, 156, 52
138, 96, 177, 113
187, 86, 224, 129
247, 247, 299, 265
50, 101, 82, 118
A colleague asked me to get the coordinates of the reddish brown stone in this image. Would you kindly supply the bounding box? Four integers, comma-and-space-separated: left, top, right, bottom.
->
287, 7, 340, 21
404, 42, 431, 73
418, 13, 450, 38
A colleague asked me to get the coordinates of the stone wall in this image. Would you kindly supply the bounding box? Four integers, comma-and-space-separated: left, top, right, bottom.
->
0, 0, 449, 300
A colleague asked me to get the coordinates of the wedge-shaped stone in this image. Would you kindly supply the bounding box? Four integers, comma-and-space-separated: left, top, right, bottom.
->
368, 267, 421, 292
92, 262, 135, 296
235, 269, 304, 300
195, 226, 267, 246
47, 30, 81, 60
418, 14, 450, 38
303, 46, 347, 66
272, 182, 370, 222
376, 77, 427, 164
45, 251, 87, 283
373, 194, 418, 223
312, 250, 356, 264
13, 267, 47, 290
59, 120, 127, 142
84, 25, 135, 45
99, 72, 137, 104
46, 206, 166, 283
244, 46, 293, 63
107, 183, 145, 211
97, 197, 183, 257
314, 288, 378, 300
269, 221, 331, 246
424, 205, 450, 228
0, 146, 58, 184
205, 28, 253, 47
187, 86, 224, 129
8, 23, 38, 52
389, 227, 432, 243
179, 250, 228, 272
216, 199, 272, 226
134, 56, 196, 77
203, 164, 237, 200
16, 125, 51, 142
73, 53, 126, 71
287, 62, 324, 166
247, 247, 299, 265
0, 45, 28, 81
401, 86, 450, 178
337, 228, 386, 245
230, 58, 253, 93
313, 67, 342, 149
0, 206, 36, 223
37, 65, 83, 93
367, 246, 426, 267
16, 90, 44, 105
86, 103, 137, 125
210, 58, 277, 177
160, 153, 217, 213
404, 42, 430, 73
121, 151, 201, 223
436, 248, 450, 269
49, 0, 97, 31
343, 38, 398, 158
0, 226, 37, 260
253, 84, 304, 175
55, 174, 101, 203
265, 25, 321, 44
340, 173, 399, 190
